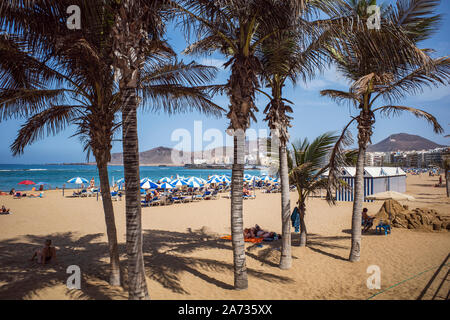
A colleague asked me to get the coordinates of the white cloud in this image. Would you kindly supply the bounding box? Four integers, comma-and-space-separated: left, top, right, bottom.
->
199, 57, 227, 70
406, 85, 450, 103
300, 65, 349, 91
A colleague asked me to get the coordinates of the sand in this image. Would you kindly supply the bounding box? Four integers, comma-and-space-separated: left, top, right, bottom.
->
0, 174, 448, 300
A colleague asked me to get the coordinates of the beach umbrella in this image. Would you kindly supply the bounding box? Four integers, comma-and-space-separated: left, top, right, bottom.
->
159, 177, 172, 183
159, 182, 174, 189
140, 180, 159, 190
366, 191, 416, 228
221, 175, 231, 183
18, 180, 35, 185
67, 177, 89, 184
198, 177, 207, 184
261, 176, 272, 182
187, 180, 203, 188
207, 177, 222, 184
116, 178, 125, 185
171, 179, 188, 188
186, 176, 203, 184
140, 177, 152, 183
365, 191, 415, 201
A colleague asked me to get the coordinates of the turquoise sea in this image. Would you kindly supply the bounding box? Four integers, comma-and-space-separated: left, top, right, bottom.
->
0, 164, 263, 192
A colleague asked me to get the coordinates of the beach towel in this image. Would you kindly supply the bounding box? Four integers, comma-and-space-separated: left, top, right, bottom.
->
220, 235, 263, 243
291, 207, 300, 233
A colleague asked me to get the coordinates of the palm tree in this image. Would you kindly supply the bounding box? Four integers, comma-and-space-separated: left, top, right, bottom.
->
110, 0, 172, 299
322, 0, 449, 262
111, 0, 223, 299
256, 1, 345, 269
442, 151, 450, 197
175, 0, 302, 289
1, 1, 222, 295
289, 133, 357, 246
0, 0, 125, 286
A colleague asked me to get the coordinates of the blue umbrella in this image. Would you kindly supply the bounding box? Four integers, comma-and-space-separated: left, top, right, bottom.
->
159, 182, 174, 189
220, 175, 231, 183
140, 177, 152, 183
159, 177, 172, 183
67, 177, 89, 184
141, 180, 159, 189
207, 177, 222, 184
171, 179, 188, 188
186, 176, 203, 184
187, 180, 203, 188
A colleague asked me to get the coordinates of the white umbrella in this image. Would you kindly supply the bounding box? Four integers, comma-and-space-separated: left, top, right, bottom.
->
159, 182, 174, 189
366, 191, 416, 228
67, 177, 89, 184
207, 177, 222, 184
140, 180, 159, 190
365, 191, 415, 201
140, 177, 152, 183
159, 177, 172, 183
187, 180, 203, 188
220, 175, 231, 183
171, 179, 188, 188
187, 176, 203, 184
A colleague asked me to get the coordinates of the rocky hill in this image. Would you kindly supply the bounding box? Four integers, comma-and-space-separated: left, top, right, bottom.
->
367, 133, 446, 152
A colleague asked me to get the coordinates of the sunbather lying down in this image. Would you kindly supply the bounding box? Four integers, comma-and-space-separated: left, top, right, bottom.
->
244, 224, 280, 240
30, 239, 57, 265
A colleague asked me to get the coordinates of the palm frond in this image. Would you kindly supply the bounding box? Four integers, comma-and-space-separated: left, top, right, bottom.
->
11, 105, 79, 155
373, 105, 444, 134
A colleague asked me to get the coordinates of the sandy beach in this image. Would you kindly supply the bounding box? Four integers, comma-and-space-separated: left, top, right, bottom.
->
0, 174, 448, 300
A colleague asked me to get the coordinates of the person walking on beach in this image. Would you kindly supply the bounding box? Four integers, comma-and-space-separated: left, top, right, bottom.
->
30, 239, 57, 265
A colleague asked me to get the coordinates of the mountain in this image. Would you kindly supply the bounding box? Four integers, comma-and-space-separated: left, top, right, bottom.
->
109, 139, 267, 165
367, 133, 446, 152
110, 146, 176, 165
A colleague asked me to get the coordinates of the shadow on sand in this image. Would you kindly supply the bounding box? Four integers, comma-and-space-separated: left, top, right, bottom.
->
0, 228, 294, 299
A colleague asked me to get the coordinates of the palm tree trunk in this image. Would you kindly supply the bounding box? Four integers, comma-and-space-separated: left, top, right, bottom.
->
231, 132, 248, 290
96, 159, 121, 286
298, 203, 307, 247
279, 142, 292, 269
446, 169, 449, 197
122, 87, 149, 299
349, 141, 366, 262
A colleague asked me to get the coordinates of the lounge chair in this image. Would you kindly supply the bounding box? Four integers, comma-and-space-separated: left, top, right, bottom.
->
243, 194, 256, 200
375, 222, 391, 235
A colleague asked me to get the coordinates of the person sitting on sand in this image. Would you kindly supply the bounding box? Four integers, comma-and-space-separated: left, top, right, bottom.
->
362, 208, 374, 233
9, 188, 15, 195
1, 205, 10, 214
30, 239, 57, 265
243, 187, 251, 196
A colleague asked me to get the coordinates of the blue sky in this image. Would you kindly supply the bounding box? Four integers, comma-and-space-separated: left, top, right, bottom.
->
1, 0, 449, 164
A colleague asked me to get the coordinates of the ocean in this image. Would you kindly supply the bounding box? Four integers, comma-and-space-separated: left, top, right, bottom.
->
0, 164, 263, 191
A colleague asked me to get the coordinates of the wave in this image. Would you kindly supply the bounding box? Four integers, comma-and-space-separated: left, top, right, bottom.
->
0, 168, 48, 172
